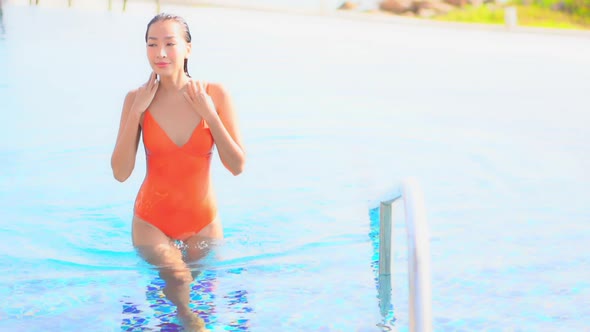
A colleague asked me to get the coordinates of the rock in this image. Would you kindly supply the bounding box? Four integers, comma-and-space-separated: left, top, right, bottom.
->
418, 8, 437, 17
428, 1, 456, 14
379, 0, 415, 14
413, 0, 455, 15
339, 1, 359, 10
444, 0, 468, 7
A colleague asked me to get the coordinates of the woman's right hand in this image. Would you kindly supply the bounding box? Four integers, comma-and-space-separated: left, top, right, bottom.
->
131, 72, 159, 116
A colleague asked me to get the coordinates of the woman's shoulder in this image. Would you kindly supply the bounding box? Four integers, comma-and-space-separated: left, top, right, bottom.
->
204, 81, 231, 103
203, 81, 224, 93
120, 88, 139, 109
124, 88, 139, 101
119, 88, 141, 117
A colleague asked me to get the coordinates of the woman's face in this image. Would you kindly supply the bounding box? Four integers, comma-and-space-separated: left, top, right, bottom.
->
146, 20, 191, 77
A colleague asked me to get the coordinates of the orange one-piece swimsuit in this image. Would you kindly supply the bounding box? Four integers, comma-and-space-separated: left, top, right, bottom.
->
133, 108, 217, 241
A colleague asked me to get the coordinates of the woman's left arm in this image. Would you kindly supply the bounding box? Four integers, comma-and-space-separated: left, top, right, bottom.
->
203, 82, 246, 176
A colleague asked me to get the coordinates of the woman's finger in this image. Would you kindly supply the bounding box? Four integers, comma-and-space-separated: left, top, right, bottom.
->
148, 71, 156, 85
196, 80, 204, 94
183, 92, 192, 104
186, 81, 193, 99
190, 80, 198, 98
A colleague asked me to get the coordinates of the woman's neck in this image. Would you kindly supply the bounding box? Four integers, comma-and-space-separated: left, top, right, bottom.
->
158, 72, 190, 91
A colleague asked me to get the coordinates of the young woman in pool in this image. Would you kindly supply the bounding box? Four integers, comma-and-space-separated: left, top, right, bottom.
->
110, 13, 246, 331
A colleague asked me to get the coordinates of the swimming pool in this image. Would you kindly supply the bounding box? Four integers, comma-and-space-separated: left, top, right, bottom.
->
1, 1, 589, 331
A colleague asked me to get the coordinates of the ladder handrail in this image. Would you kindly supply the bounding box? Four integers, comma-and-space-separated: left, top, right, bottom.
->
374, 177, 433, 332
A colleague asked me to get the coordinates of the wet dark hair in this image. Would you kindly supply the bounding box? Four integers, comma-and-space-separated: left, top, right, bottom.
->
145, 13, 192, 77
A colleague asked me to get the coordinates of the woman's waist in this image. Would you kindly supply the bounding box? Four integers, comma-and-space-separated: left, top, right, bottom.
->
145, 154, 211, 169
134, 187, 216, 215
137, 177, 212, 199
143, 167, 209, 183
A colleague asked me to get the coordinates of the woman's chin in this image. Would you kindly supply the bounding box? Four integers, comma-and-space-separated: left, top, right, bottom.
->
153, 69, 169, 77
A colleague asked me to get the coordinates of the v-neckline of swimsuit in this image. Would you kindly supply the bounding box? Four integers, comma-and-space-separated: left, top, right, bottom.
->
144, 111, 204, 149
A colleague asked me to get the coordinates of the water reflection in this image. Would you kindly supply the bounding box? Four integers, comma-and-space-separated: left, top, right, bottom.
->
369, 207, 396, 329
120, 268, 254, 331
0, 0, 5, 38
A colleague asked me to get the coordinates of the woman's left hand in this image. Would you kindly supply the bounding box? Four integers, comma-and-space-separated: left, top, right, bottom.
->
183, 80, 217, 120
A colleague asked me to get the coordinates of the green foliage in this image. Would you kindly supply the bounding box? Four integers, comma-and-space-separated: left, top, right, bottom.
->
433, 3, 590, 29
435, 5, 505, 24
512, 0, 590, 16
509, 0, 590, 23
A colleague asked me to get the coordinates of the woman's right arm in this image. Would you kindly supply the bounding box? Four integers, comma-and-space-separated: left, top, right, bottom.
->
110, 90, 141, 182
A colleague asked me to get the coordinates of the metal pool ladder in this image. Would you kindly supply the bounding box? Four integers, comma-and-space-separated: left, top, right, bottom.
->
376, 177, 433, 332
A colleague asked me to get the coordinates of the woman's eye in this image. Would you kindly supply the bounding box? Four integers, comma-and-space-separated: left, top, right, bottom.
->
167, 43, 176, 46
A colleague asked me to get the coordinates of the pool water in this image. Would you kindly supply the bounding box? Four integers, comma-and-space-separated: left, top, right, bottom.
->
1, 1, 589, 331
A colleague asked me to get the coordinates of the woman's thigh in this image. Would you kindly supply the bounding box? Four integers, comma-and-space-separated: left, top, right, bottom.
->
132, 216, 190, 281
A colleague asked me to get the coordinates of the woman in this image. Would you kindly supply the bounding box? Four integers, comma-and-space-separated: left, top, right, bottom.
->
110, 12, 246, 331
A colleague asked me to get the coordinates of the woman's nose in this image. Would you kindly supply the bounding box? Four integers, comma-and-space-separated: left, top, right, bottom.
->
158, 47, 167, 58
